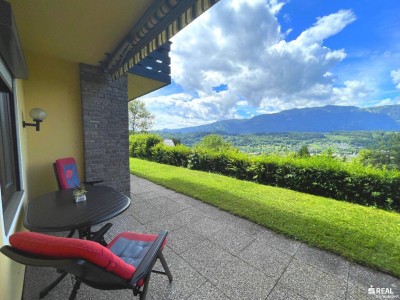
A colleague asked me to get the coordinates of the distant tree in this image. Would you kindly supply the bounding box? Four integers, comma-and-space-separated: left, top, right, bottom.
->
359, 132, 400, 170
171, 138, 181, 146
195, 134, 236, 152
297, 145, 310, 157
128, 99, 155, 133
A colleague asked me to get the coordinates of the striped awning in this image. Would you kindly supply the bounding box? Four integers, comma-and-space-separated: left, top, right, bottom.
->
108, 0, 219, 80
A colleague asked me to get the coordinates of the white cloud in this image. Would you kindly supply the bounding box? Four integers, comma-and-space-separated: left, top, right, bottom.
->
391, 69, 400, 89
142, 1, 366, 129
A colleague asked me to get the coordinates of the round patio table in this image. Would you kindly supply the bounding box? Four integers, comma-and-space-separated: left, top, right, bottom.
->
24, 185, 131, 233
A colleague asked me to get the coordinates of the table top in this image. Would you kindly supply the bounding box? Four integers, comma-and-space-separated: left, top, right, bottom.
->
24, 185, 131, 232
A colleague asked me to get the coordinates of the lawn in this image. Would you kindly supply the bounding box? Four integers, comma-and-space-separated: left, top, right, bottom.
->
130, 158, 400, 277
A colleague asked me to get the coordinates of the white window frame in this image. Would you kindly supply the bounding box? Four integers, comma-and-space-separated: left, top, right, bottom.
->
0, 55, 25, 242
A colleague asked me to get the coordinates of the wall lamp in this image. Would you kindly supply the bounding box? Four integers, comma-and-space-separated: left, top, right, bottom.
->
23, 108, 47, 131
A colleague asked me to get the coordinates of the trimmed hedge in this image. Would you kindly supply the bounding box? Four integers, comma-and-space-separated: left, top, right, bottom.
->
129, 134, 400, 211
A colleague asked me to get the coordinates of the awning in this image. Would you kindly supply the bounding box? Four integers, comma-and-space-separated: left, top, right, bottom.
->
107, 0, 219, 80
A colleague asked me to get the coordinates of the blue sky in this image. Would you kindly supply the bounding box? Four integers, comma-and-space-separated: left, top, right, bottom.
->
139, 0, 400, 129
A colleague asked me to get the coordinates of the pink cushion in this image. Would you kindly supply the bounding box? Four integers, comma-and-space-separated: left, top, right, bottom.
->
9, 232, 135, 280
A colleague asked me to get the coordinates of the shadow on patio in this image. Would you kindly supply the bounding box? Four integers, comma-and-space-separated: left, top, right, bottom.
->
22, 175, 399, 299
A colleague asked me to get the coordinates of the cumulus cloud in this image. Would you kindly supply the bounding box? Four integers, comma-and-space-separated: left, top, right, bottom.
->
141, 1, 363, 129
391, 69, 400, 89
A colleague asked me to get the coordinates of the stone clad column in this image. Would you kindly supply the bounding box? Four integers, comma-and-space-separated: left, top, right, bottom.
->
80, 64, 130, 195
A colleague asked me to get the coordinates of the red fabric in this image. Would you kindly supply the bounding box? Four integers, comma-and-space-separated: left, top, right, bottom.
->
9, 232, 135, 280
107, 232, 167, 250
55, 157, 79, 190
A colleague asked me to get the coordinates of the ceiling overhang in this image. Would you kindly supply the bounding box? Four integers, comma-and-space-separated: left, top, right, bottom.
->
8, 0, 219, 84
9, 0, 155, 66
107, 0, 220, 79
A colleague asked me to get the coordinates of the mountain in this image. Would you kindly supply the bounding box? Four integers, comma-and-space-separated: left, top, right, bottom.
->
161, 105, 400, 134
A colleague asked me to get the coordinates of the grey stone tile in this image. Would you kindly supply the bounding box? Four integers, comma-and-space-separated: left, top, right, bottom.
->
148, 247, 207, 300
136, 191, 164, 201
106, 213, 146, 237
221, 214, 263, 236
209, 227, 257, 255
167, 226, 206, 254
153, 197, 188, 215
167, 193, 202, 207
145, 214, 186, 233
134, 205, 168, 225
348, 263, 400, 297
189, 217, 225, 238
295, 244, 350, 280
256, 228, 301, 256
77, 285, 133, 299
181, 239, 236, 279
187, 281, 229, 300
239, 238, 292, 278
127, 199, 155, 214
279, 258, 347, 300
209, 256, 276, 299
346, 282, 372, 300
23, 266, 73, 300
194, 202, 233, 220
267, 283, 307, 300
174, 207, 207, 224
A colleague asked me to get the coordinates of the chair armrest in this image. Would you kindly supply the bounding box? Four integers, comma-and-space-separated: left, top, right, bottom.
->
1, 245, 74, 268
82, 180, 103, 186
129, 230, 168, 287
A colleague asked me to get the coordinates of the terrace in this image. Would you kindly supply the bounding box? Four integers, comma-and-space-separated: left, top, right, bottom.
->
22, 175, 399, 299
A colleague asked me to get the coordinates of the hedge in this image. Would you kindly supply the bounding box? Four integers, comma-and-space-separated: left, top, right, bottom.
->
129, 134, 400, 211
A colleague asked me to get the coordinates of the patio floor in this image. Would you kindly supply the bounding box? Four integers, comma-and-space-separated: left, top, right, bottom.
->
22, 175, 399, 299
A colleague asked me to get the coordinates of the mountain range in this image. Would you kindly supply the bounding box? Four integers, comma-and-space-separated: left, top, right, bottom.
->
160, 105, 400, 134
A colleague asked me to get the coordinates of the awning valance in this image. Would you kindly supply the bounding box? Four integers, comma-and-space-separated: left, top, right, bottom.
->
108, 0, 219, 80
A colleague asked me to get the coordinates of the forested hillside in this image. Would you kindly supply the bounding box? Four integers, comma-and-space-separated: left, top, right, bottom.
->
159, 131, 390, 156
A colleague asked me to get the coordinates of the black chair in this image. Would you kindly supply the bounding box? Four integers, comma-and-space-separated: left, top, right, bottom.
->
1, 230, 172, 300
53, 156, 109, 244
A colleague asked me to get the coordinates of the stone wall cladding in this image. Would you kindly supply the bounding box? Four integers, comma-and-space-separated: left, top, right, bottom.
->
80, 64, 130, 195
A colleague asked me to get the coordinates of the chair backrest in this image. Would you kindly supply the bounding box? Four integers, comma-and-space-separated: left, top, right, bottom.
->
54, 157, 81, 190
6, 232, 135, 280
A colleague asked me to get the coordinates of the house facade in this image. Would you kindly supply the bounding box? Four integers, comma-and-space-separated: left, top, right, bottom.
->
0, 0, 219, 298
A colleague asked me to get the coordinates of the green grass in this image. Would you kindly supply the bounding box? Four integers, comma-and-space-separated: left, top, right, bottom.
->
130, 158, 400, 278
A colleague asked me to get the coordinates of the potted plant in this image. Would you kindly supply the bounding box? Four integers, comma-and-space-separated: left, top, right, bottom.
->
73, 184, 87, 202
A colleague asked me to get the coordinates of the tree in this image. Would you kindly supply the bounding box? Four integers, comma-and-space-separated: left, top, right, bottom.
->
128, 99, 155, 133
195, 134, 236, 152
297, 145, 310, 157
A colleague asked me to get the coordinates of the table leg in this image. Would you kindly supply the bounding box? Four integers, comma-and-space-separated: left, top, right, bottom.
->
39, 272, 68, 298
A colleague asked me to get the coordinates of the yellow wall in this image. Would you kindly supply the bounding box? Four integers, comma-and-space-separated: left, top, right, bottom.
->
23, 52, 84, 197
0, 79, 29, 300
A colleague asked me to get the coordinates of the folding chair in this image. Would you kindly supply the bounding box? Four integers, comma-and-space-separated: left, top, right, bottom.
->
1, 230, 172, 300
53, 156, 109, 243
53, 157, 103, 190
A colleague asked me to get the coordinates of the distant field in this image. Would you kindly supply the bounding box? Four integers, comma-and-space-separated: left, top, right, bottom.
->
158, 131, 389, 156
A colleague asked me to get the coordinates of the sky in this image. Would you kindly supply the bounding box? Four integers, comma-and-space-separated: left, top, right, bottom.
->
139, 0, 400, 130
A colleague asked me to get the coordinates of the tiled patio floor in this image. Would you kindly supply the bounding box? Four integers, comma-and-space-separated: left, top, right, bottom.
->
23, 175, 399, 299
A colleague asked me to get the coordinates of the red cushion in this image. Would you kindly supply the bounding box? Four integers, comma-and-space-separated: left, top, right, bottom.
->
107, 232, 166, 250
55, 157, 80, 190
9, 232, 135, 280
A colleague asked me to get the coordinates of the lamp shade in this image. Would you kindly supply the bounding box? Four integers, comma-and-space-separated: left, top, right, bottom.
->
29, 108, 47, 121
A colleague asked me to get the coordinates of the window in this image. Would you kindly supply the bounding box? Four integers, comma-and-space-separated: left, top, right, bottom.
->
0, 70, 21, 232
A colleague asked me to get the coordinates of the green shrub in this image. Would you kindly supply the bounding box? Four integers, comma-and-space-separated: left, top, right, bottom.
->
129, 133, 162, 158
150, 143, 191, 167
129, 133, 400, 211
